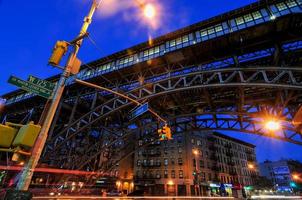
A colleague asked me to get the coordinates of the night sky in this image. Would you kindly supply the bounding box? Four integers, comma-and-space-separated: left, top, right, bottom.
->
0, 0, 301, 162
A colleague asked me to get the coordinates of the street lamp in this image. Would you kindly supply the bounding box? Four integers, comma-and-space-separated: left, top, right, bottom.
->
248, 164, 255, 170
264, 119, 281, 131
192, 149, 200, 195
193, 149, 199, 156
143, 4, 156, 19
293, 174, 299, 180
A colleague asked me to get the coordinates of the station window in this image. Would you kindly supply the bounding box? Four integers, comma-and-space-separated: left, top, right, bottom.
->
252, 11, 262, 20
169, 35, 190, 48
276, 2, 288, 11
286, 0, 298, 8
143, 46, 160, 58
119, 56, 134, 65
235, 17, 245, 25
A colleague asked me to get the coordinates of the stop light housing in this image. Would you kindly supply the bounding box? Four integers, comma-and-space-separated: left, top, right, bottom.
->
163, 125, 172, 140
158, 125, 172, 141
12, 122, 41, 148
48, 41, 68, 66
0, 124, 18, 148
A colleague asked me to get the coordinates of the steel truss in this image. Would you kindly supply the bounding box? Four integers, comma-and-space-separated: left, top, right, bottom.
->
41, 66, 302, 169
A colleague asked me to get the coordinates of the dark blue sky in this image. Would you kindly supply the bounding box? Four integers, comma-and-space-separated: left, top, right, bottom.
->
0, 0, 301, 162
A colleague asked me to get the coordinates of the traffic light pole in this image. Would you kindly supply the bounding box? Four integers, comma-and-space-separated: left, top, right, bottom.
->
15, 0, 99, 191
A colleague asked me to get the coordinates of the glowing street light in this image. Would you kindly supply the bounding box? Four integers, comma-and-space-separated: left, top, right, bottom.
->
167, 180, 174, 186
293, 174, 299, 180
265, 120, 281, 131
143, 4, 156, 19
193, 149, 199, 156
248, 164, 255, 169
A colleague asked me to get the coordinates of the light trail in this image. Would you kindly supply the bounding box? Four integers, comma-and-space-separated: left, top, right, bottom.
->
33, 196, 235, 199
251, 196, 302, 199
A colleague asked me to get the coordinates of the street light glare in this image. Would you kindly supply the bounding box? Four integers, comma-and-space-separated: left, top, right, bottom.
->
193, 149, 199, 156
144, 4, 156, 19
293, 174, 299, 180
265, 120, 281, 131
248, 164, 255, 169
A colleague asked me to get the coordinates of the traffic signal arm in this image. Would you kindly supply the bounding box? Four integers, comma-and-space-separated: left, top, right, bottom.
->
0, 147, 31, 156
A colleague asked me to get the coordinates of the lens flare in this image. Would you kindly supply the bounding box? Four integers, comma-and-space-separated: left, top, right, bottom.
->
265, 120, 281, 131
143, 4, 156, 19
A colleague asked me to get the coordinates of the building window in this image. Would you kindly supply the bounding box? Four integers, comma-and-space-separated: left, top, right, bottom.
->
178, 147, 182, 153
200, 160, 205, 168
171, 158, 175, 165
164, 170, 168, 178
178, 158, 183, 165
164, 158, 168, 166
201, 172, 206, 181
156, 170, 161, 178
179, 170, 184, 178
156, 159, 161, 166
193, 159, 196, 167
171, 170, 175, 178
164, 148, 168, 154
138, 140, 143, 146
150, 159, 154, 166
138, 150, 142, 156
137, 160, 141, 166
197, 140, 201, 146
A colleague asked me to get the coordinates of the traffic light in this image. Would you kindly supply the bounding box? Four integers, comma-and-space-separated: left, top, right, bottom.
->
48, 41, 68, 66
0, 124, 18, 148
12, 122, 41, 148
163, 125, 172, 140
158, 124, 172, 141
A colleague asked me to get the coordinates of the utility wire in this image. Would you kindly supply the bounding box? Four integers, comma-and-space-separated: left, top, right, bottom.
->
87, 34, 103, 55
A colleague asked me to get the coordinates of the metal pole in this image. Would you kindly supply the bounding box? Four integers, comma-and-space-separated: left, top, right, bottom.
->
16, 0, 98, 191
75, 79, 167, 124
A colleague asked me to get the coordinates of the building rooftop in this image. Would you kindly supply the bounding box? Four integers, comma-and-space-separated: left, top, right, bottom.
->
213, 132, 256, 148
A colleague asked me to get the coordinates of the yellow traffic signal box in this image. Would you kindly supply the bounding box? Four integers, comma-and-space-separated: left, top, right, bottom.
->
158, 125, 172, 141
48, 41, 68, 66
0, 124, 18, 148
12, 122, 41, 148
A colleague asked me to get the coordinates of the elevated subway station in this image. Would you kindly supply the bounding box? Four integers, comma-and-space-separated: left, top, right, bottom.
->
1, 0, 302, 196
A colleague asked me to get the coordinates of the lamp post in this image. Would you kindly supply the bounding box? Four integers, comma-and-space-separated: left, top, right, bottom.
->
7, 0, 161, 198
193, 149, 200, 196
15, 0, 100, 192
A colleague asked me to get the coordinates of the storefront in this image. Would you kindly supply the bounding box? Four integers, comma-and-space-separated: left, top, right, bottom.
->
209, 183, 233, 196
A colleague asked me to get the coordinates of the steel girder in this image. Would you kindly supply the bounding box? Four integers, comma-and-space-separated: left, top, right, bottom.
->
55, 107, 302, 171
42, 66, 302, 163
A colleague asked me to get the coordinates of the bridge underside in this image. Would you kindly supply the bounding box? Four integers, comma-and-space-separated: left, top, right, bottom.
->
1, 11, 302, 173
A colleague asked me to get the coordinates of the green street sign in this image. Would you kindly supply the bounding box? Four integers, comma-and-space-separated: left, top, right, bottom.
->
8, 76, 53, 99
28, 75, 55, 91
